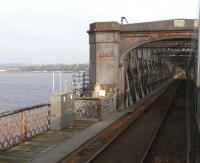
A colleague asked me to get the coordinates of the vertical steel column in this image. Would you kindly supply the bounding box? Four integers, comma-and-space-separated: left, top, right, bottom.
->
196, 12, 200, 131
143, 48, 149, 95
193, 12, 200, 163
133, 50, 140, 101
197, 20, 200, 87
147, 48, 153, 92
137, 49, 145, 97
130, 50, 138, 102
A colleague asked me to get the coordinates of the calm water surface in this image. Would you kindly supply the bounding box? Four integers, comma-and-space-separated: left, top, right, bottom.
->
0, 72, 72, 113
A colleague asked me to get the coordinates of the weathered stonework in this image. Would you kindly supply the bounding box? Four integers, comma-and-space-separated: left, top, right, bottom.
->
74, 95, 116, 120
88, 19, 198, 108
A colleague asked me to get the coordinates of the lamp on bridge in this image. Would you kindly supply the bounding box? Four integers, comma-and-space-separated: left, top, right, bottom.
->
121, 17, 128, 24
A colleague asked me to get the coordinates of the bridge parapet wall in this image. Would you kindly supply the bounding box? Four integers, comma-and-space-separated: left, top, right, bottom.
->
74, 95, 116, 120
121, 19, 197, 31
0, 104, 50, 150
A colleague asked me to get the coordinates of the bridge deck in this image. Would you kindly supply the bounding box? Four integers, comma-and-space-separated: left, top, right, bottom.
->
0, 81, 173, 163
77, 80, 186, 163
0, 120, 96, 163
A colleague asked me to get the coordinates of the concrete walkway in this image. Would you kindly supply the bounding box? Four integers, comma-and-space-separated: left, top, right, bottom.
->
0, 120, 96, 163
0, 111, 131, 163
31, 110, 132, 163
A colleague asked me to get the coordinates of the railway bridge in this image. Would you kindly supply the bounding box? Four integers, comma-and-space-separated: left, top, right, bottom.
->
88, 19, 198, 107
0, 19, 200, 163
83, 19, 200, 162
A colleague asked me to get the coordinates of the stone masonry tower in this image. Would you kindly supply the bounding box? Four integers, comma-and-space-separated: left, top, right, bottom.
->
88, 22, 121, 92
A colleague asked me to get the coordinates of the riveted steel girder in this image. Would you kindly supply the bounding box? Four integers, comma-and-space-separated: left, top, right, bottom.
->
124, 38, 197, 107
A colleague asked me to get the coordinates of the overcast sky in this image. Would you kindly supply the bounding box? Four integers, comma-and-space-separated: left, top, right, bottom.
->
0, 0, 199, 64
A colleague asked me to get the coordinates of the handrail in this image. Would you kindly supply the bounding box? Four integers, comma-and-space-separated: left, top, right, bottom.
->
0, 103, 50, 118
0, 103, 50, 150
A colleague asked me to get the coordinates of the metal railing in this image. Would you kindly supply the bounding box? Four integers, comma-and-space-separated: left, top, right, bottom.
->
0, 104, 50, 150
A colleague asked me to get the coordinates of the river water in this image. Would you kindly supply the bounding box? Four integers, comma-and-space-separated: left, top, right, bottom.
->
0, 72, 72, 113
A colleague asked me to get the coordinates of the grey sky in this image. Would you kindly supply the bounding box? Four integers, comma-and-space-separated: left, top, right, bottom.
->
0, 0, 199, 64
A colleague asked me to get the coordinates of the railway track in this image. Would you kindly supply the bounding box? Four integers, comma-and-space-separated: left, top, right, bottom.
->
142, 80, 186, 163
87, 81, 181, 163
62, 80, 183, 163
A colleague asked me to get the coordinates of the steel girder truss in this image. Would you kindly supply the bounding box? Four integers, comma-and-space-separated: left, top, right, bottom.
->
143, 40, 197, 68
124, 39, 197, 107
124, 48, 172, 107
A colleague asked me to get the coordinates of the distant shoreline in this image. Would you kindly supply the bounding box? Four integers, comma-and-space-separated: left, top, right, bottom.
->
0, 70, 74, 73
0, 63, 89, 73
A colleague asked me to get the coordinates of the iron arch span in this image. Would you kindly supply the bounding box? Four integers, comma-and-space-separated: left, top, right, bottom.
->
87, 19, 198, 108
121, 38, 197, 106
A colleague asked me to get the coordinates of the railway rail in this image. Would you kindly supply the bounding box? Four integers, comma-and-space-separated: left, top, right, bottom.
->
142, 80, 186, 163
62, 80, 185, 163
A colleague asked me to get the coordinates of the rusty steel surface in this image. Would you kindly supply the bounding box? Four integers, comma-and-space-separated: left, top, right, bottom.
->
0, 104, 50, 150
61, 81, 179, 163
